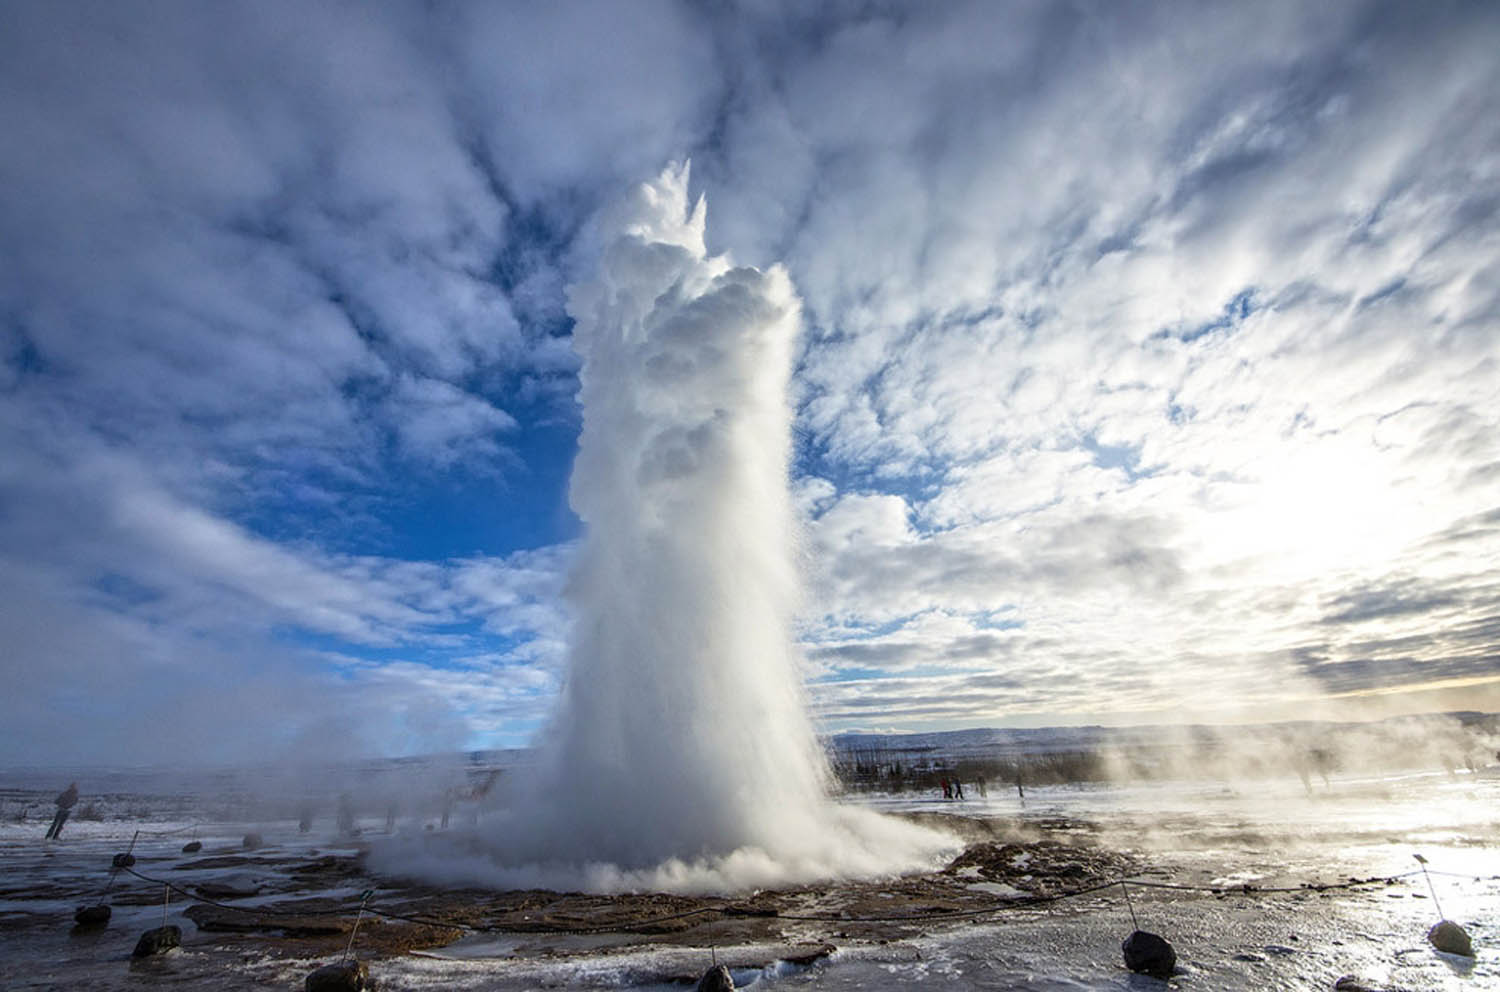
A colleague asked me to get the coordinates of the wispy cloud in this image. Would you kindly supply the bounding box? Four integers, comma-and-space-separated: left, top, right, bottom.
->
1, 1, 1497, 762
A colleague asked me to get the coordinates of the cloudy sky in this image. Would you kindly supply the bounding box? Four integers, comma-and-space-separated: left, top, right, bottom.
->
3, 0, 1497, 766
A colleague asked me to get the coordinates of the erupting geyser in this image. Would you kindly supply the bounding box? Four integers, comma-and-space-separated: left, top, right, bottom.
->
544, 162, 832, 866
382, 164, 955, 892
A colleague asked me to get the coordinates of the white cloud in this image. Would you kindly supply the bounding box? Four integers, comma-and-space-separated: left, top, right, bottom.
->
2, 1, 1498, 759
386, 375, 518, 467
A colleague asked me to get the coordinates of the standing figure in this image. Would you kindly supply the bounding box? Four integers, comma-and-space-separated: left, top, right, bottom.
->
940, 777, 951, 800
45, 782, 79, 840
952, 778, 964, 800
336, 794, 356, 835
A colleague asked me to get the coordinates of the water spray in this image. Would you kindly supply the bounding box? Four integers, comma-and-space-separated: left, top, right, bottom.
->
381, 163, 956, 893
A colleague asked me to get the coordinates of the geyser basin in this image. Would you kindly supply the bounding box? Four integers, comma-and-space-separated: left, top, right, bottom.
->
376, 164, 955, 893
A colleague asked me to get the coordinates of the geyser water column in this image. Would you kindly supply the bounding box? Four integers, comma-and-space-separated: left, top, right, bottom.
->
381, 164, 955, 893
546, 162, 827, 868
524, 163, 953, 889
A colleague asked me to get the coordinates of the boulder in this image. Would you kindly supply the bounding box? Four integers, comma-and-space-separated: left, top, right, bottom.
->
242, 833, 264, 850
695, 963, 735, 992
131, 925, 181, 958
111, 852, 136, 868
73, 904, 111, 927
181, 841, 202, 853
305, 959, 371, 992
1427, 919, 1474, 957
1122, 929, 1176, 978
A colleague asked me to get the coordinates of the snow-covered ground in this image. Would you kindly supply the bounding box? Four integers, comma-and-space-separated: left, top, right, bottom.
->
1, 765, 1495, 990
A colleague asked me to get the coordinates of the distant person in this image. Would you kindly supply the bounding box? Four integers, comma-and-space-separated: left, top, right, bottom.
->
1310, 749, 1333, 788
337, 794, 356, 835
1293, 755, 1313, 796
952, 778, 964, 800
45, 782, 79, 840
940, 777, 951, 800
1015, 774, 1025, 801
298, 803, 314, 833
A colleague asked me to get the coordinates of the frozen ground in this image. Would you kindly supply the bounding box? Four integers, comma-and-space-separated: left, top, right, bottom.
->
0, 766, 1495, 990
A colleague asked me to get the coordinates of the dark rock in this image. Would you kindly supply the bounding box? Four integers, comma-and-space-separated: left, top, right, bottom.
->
305, 959, 371, 991
181, 841, 202, 853
1122, 929, 1176, 978
111, 852, 136, 868
131, 925, 181, 957
194, 879, 262, 899
73, 904, 111, 927
1334, 977, 1381, 991
242, 833, 264, 850
695, 964, 735, 992
1428, 919, 1474, 957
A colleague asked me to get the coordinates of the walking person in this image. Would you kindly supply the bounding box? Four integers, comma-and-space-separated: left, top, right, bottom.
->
45, 782, 79, 840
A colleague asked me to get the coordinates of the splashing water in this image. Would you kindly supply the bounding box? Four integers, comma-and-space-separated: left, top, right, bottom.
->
378, 164, 954, 892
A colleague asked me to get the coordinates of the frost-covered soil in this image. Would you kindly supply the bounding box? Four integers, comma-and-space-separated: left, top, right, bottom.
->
0, 769, 1495, 990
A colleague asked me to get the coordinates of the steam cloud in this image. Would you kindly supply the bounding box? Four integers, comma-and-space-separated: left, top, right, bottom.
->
377, 164, 954, 892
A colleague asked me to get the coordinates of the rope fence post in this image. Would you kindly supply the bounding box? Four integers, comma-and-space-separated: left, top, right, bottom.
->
342, 889, 374, 963
1412, 854, 1445, 918
1119, 879, 1139, 931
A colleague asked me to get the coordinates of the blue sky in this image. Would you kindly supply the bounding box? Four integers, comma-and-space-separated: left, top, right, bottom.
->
2, 0, 1498, 765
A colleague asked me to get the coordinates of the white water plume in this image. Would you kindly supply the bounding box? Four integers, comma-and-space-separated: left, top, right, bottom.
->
378, 163, 955, 893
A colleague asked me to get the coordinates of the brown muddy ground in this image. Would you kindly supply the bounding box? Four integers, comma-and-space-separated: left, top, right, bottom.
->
187, 810, 1140, 966
58, 813, 1142, 971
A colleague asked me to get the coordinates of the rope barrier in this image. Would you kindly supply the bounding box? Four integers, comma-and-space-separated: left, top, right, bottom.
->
104, 863, 1466, 936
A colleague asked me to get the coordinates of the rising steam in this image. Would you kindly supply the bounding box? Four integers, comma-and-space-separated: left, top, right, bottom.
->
377, 164, 955, 893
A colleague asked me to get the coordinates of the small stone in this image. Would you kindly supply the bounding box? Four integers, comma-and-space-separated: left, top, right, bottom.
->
73, 904, 111, 927
304, 959, 370, 992
1427, 919, 1474, 957
1122, 929, 1176, 979
181, 841, 202, 853
1334, 977, 1379, 992
242, 833, 264, 850
131, 925, 181, 957
695, 964, 735, 992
